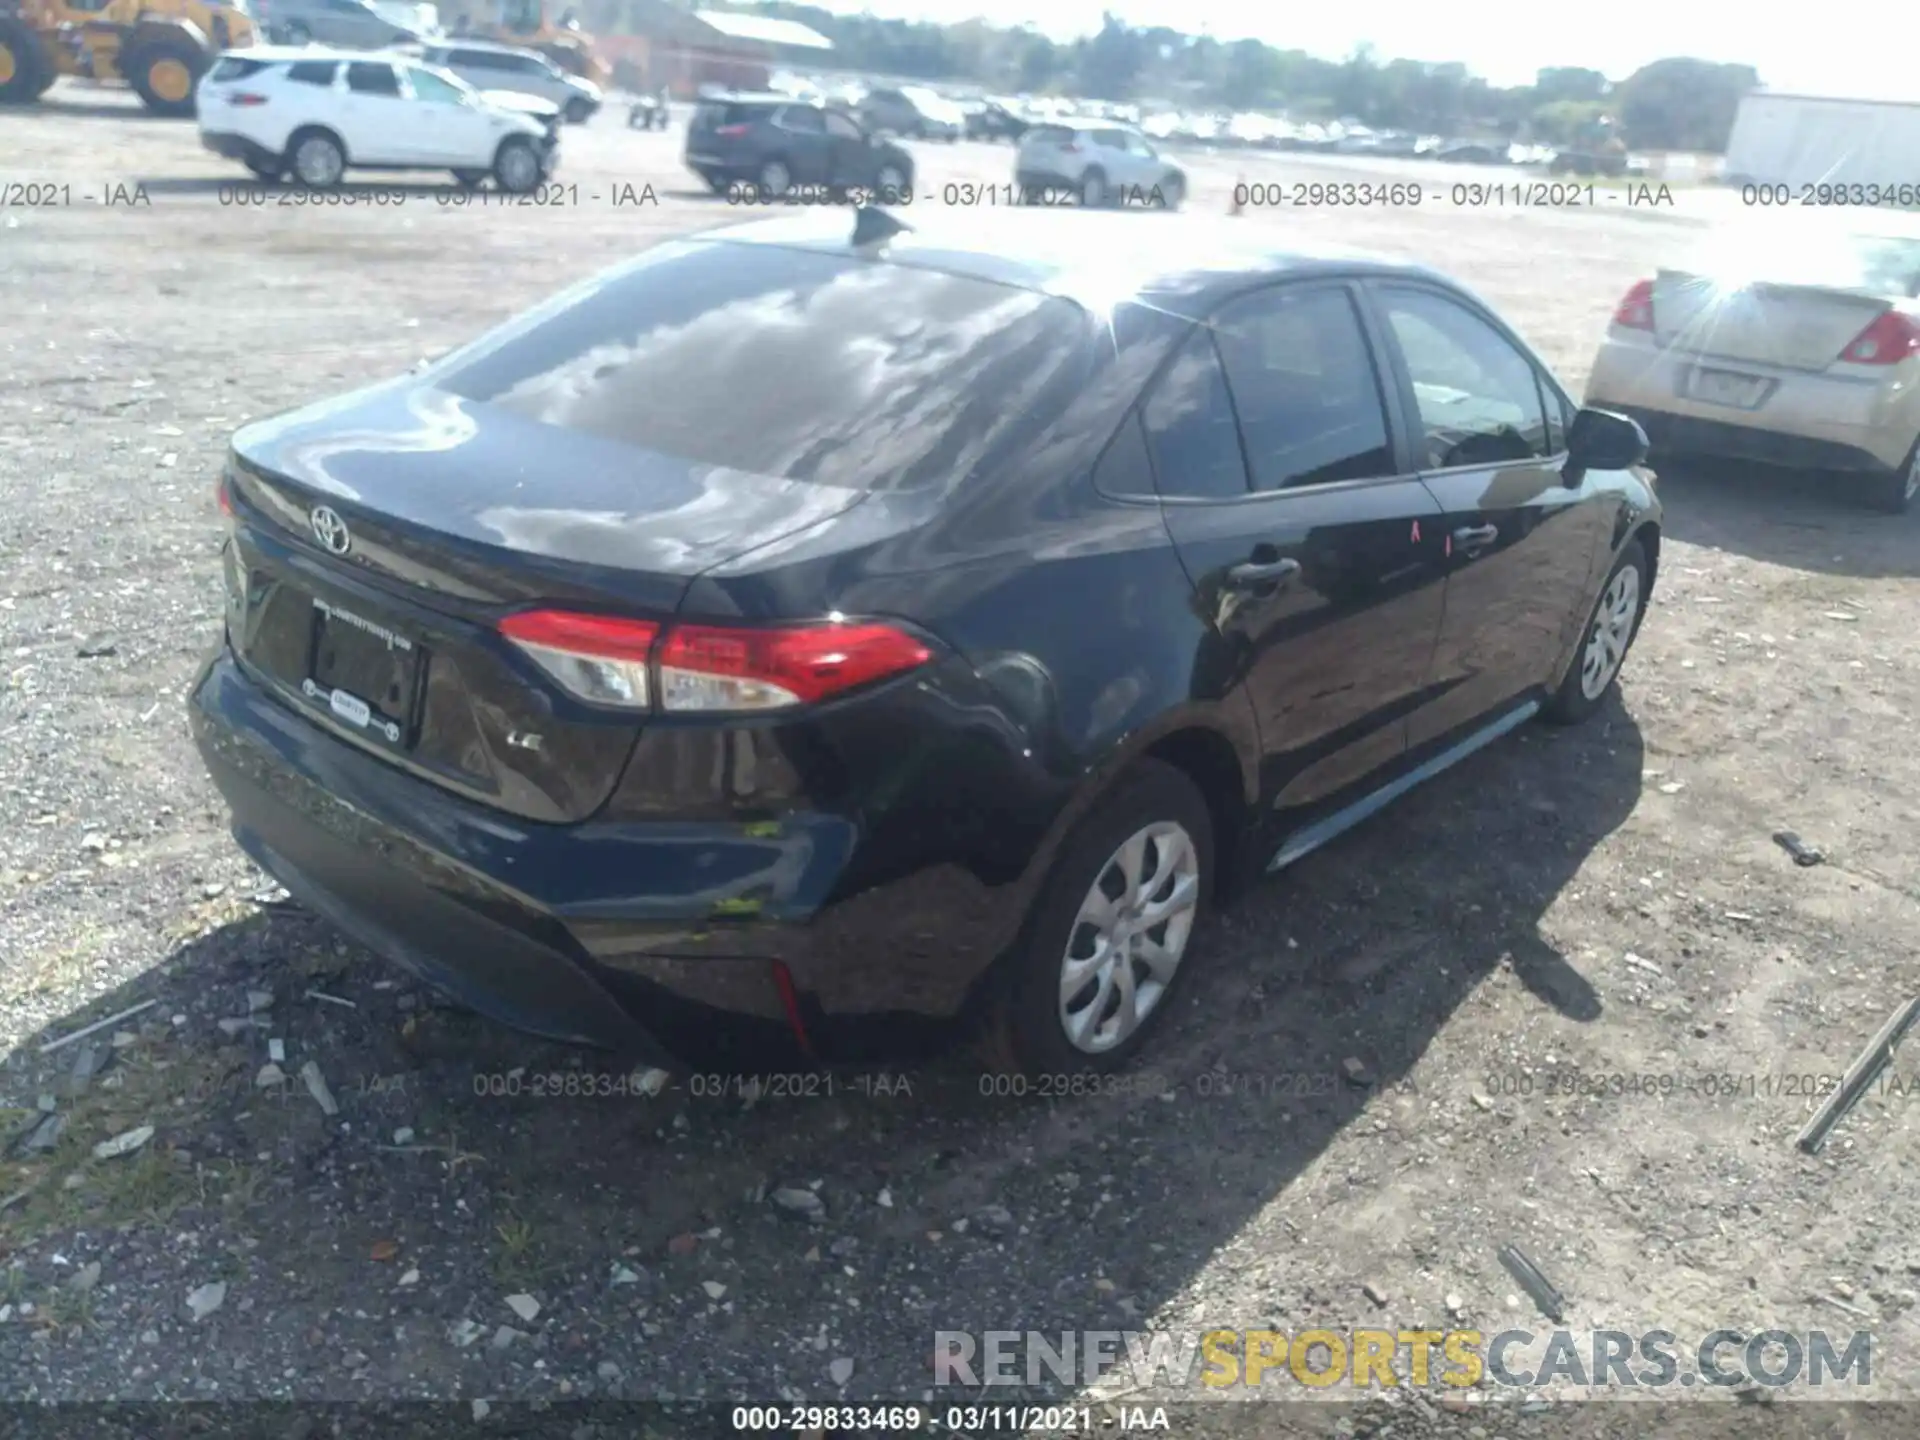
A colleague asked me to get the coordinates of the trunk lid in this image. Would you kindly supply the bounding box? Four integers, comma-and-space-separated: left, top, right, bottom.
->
224, 378, 868, 823
1651, 271, 1894, 370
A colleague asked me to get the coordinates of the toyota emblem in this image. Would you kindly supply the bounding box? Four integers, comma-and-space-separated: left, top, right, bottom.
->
309, 505, 352, 556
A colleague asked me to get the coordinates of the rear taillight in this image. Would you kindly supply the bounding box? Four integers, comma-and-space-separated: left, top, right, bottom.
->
1836, 310, 1920, 365
497, 612, 932, 713
499, 610, 658, 709
229, 92, 269, 106
1612, 279, 1655, 331
217, 477, 235, 517
714, 123, 750, 137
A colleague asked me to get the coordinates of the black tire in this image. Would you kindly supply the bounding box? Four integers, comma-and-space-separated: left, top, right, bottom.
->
985, 760, 1215, 1077
0, 19, 50, 105
286, 127, 347, 188
698, 170, 729, 195
1159, 172, 1185, 211
563, 96, 590, 125
756, 157, 792, 198
1543, 537, 1649, 726
493, 136, 542, 193
1079, 166, 1109, 208
452, 168, 488, 189
1860, 439, 1919, 515
122, 34, 209, 118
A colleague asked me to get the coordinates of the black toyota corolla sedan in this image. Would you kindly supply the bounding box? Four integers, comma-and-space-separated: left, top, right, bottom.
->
192, 207, 1660, 1076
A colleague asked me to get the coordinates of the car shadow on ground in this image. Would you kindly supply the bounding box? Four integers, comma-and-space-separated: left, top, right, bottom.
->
129, 176, 488, 199
0, 701, 1643, 1399
1653, 456, 1920, 581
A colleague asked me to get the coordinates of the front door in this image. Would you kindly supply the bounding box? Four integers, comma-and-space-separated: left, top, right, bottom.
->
769, 104, 833, 185
1149, 282, 1450, 850
402, 64, 497, 165
823, 108, 876, 188
1366, 283, 1617, 753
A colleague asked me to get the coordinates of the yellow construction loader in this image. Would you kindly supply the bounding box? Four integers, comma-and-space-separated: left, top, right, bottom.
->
0, 0, 255, 115
449, 0, 607, 87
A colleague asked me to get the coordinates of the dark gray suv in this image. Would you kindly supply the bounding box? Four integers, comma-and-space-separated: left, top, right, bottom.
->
684, 94, 914, 201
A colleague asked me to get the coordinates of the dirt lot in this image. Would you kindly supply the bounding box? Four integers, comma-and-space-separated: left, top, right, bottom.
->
2, 81, 1918, 1438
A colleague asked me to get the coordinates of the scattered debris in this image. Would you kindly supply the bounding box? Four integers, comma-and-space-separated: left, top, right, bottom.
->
1797, 995, 1920, 1155
40, 998, 158, 1054
610, 1265, 640, 1287
399, 1269, 420, 1287
392, 1127, 415, 1145
471, 1400, 491, 1421
299, 1061, 340, 1117
186, 1281, 227, 1322
1822, 611, 1859, 623
69, 1262, 101, 1293
702, 1281, 727, 1300
304, 989, 357, 1009
22, 1114, 65, 1154
505, 1293, 540, 1323
245, 989, 274, 1013
829, 1357, 855, 1386
877, 1187, 894, 1209
254, 1063, 286, 1089
974, 1204, 1014, 1236
75, 639, 118, 659
1363, 1282, 1389, 1307
1445, 1293, 1465, 1316
66, 1042, 107, 1096
1498, 1244, 1566, 1323
1470, 1092, 1495, 1112
216, 1018, 259, 1037
490, 1325, 524, 1351
1341, 1056, 1374, 1087
1773, 831, 1824, 867
772, 1187, 827, 1222
370, 1241, 399, 1263
667, 1233, 699, 1256
449, 1319, 484, 1348
267, 1038, 286, 1063
1623, 952, 1665, 977
92, 1124, 155, 1160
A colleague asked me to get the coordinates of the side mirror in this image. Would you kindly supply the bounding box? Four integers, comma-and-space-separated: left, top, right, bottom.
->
1565, 406, 1648, 481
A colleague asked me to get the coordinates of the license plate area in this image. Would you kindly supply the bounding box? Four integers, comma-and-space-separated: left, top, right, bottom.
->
302, 595, 423, 749
1684, 366, 1773, 410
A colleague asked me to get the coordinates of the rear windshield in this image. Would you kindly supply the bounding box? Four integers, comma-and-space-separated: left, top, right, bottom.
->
1688, 225, 1920, 298
432, 240, 1093, 491
208, 56, 271, 82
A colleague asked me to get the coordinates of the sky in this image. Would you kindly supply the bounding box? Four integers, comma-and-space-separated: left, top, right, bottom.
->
802, 0, 1917, 99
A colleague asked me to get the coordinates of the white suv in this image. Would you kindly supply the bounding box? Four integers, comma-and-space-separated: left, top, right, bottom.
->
198, 47, 559, 192
1015, 121, 1186, 209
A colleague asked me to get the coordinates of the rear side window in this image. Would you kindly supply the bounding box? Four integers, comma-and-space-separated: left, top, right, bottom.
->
1211, 286, 1394, 491
433, 241, 1095, 492
208, 56, 271, 81
1140, 329, 1251, 500
776, 105, 824, 133
284, 60, 339, 86
347, 62, 401, 96
693, 101, 756, 129
1092, 410, 1156, 499
1025, 125, 1072, 146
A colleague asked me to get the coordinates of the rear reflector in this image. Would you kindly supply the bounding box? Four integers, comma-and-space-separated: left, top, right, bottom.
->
497, 612, 932, 713
714, 123, 750, 136
217, 477, 235, 517
1612, 279, 1655, 331
499, 609, 660, 709
1836, 310, 1920, 365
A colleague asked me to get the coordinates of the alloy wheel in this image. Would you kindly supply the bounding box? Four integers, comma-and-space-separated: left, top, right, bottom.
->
758, 161, 791, 197
1058, 821, 1200, 1054
1579, 564, 1641, 700
293, 136, 343, 188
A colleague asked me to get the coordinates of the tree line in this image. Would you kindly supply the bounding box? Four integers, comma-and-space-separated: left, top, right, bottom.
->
702, 3, 1762, 152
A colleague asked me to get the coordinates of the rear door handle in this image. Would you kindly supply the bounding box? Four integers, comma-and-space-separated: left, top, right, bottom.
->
1452, 524, 1499, 549
1225, 558, 1301, 590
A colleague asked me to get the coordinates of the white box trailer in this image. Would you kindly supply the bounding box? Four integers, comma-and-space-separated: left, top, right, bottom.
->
1724, 93, 1920, 189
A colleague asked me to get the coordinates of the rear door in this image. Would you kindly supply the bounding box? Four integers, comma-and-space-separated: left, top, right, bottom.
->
338, 60, 414, 164
769, 103, 832, 183
1366, 282, 1615, 751
823, 107, 877, 187
1151, 282, 1449, 840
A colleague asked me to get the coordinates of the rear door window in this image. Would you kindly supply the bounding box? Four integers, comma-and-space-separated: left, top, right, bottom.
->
1139, 328, 1252, 500
776, 105, 824, 133
208, 56, 271, 81
284, 60, 340, 86
432, 240, 1095, 492
1210, 285, 1395, 491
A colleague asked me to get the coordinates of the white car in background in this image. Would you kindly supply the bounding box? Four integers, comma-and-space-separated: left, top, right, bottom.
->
408, 38, 602, 123
197, 47, 560, 192
1014, 120, 1186, 209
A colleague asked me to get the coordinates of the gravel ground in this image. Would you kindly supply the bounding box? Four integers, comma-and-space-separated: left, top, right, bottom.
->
2, 81, 1918, 1438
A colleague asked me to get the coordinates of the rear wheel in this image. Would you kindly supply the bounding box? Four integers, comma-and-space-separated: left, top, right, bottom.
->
288, 129, 347, 188
1079, 166, 1108, 208
1544, 538, 1649, 725
123, 34, 208, 118
986, 761, 1213, 1077
493, 136, 542, 194
756, 158, 792, 198
1159, 172, 1185, 211
1861, 440, 1919, 515
563, 95, 591, 125
0, 19, 50, 105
